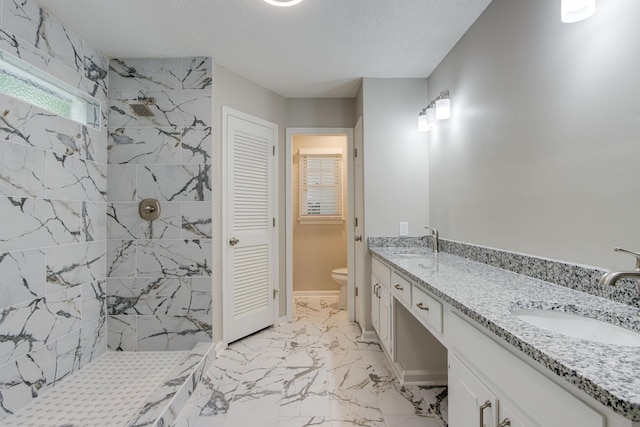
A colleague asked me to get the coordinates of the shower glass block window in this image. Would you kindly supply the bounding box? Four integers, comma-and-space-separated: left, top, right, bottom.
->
299, 148, 344, 224
0, 52, 101, 129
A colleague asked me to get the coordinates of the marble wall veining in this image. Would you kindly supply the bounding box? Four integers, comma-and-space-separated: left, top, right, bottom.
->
106, 57, 213, 351
0, 0, 109, 421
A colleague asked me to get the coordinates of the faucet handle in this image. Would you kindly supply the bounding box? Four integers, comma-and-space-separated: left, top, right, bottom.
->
614, 247, 640, 269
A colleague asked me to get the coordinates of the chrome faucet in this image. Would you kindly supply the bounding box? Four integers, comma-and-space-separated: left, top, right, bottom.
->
423, 226, 439, 253
599, 247, 640, 287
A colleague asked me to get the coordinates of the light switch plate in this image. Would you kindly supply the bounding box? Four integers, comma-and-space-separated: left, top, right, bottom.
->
399, 222, 409, 236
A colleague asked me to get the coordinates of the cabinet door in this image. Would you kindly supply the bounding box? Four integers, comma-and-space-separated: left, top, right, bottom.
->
371, 275, 380, 334
499, 404, 532, 427
449, 354, 498, 427
379, 284, 392, 356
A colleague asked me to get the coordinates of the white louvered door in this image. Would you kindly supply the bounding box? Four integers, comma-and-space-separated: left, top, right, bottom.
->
224, 108, 277, 343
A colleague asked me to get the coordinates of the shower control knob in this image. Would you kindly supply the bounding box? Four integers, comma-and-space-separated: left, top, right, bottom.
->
139, 199, 161, 221
229, 237, 240, 246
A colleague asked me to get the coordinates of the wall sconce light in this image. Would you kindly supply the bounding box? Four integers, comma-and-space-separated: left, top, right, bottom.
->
264, 0, 304, 7
418, 92, 450, 131
418, 108, 430, 132
426, 102, 436, 127
435, 91, 451, 120
561, 0, 596, 23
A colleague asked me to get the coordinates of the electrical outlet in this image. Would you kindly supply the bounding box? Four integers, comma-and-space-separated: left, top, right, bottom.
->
399, 222, 409, 236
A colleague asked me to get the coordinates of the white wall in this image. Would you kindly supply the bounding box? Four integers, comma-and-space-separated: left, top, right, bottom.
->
213, 64, 287, 325
213, 65, 358, 322
358, 78, 429, 333
286, 98, 356, 128
428, 0, 640, 270
362, 78, 430, 237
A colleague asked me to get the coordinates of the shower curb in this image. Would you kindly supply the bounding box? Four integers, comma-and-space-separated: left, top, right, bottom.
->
128, 342, 217, 427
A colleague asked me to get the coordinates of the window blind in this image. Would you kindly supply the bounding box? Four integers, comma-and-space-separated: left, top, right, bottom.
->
299, 152, 343, 221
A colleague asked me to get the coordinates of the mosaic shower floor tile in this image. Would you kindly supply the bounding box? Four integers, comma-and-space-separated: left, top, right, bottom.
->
5, 351, 188, 427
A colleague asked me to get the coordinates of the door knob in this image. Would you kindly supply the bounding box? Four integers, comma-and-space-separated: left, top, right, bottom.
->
355, 235, 362, 242
229, 237, 239, 246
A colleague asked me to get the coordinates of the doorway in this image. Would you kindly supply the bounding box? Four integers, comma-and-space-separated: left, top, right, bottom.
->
285, 128, 355, 322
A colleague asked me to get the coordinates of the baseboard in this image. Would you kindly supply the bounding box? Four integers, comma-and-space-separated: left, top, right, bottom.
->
376, 340, 448, 387
214, 341, 227, 358
293, 290, 340, 298
357, 330, 379, 343
400, 369, 448, 386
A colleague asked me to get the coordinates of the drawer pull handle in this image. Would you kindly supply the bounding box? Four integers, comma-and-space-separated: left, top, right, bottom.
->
479, 400, 491, 427
394, 284, 403, 290
416, 302, 429, 311
498, 419, 511, 427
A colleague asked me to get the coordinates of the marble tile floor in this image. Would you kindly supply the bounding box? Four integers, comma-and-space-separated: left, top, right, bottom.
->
173, 297, 448, 427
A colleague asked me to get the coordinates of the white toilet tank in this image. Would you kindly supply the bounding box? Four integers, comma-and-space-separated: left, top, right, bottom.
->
332, 267, 348, 280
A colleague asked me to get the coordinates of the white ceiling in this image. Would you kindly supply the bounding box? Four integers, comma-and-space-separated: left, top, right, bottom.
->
37, 0, 492, 98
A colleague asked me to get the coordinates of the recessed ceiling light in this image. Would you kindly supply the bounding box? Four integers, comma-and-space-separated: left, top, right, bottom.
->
264, 0, 304, 7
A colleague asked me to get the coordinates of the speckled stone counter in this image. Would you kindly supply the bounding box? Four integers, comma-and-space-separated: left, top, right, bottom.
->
369, 243, 640, 421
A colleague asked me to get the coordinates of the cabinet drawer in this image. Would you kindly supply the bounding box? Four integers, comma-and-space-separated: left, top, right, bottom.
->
390, 271, 411, 306
411, 285, 443, 334
372, 257, 391, 285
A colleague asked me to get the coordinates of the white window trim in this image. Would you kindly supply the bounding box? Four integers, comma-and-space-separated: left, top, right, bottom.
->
298, 147, 345, 225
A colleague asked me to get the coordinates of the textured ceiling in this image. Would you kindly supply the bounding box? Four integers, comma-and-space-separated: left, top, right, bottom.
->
37, 0, 492, 98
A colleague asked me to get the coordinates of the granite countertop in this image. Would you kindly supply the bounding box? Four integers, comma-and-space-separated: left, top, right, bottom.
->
369, 245, 640, 421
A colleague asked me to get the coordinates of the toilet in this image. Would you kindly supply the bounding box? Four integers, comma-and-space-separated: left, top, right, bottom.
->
331, 267, 348, 309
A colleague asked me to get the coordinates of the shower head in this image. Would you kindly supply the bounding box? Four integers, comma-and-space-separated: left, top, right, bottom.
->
129, 97, 156, 117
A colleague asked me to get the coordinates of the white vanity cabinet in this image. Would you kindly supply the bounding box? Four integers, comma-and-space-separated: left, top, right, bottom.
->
371, 252, 638, 426
377, 284, 392, 355
411, 284, 443, 339
448, 312, 604, 427
371, 274, 380, 335
448, 354, 498, 427
450, 352, 531, 427
371, 258, 393, 356
390, 271, 411, 306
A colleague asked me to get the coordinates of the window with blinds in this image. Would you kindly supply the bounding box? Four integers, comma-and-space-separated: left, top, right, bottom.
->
298, 148, 344, 223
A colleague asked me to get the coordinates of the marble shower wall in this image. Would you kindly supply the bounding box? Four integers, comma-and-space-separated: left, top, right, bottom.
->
106, 57, 213, 351
0, 0, 109, 421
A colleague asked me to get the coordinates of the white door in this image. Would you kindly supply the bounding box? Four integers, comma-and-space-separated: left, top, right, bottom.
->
223, 107, 277, 343
354, 117, 365, 327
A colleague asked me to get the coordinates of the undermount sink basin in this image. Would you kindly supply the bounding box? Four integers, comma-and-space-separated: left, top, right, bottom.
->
511, 309, 640, 347
395, 253, 428, 259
